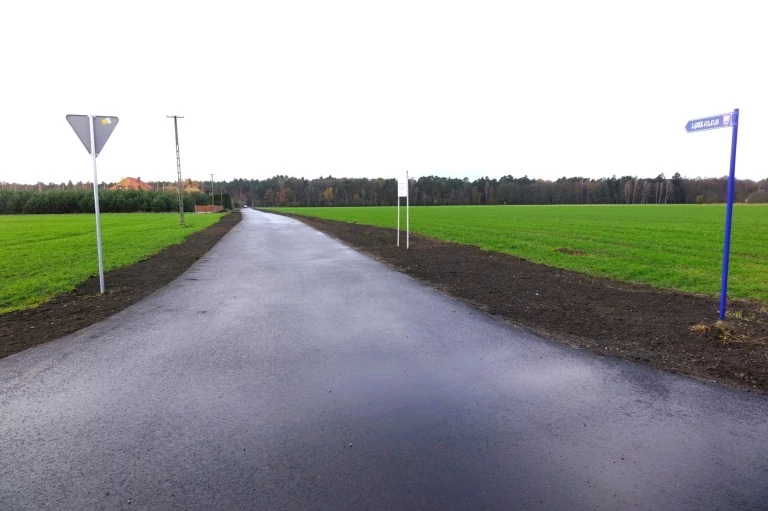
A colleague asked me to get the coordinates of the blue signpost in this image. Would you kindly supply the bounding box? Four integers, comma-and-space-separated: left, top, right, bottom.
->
685, 109, 739, 320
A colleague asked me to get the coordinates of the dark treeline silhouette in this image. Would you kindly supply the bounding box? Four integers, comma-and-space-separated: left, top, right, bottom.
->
220, 173, 768, 207
0, 189, 231, 215
3, 173, 767, 212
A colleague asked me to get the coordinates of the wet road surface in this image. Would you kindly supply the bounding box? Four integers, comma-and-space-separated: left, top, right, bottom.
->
2, 209, 768, 510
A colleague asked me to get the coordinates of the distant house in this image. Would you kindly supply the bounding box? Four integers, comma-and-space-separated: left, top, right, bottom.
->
109, 177, 152, 191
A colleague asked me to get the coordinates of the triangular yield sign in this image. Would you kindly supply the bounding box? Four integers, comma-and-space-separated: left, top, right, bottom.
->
66, 115, 119, 156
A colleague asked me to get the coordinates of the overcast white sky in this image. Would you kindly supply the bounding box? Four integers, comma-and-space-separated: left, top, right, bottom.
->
1, 1, 766, 185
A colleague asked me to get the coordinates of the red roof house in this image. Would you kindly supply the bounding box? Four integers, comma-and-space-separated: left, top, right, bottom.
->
109, 177, 152, 191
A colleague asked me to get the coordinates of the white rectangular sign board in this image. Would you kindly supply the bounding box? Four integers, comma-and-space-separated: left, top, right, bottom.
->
398, 179, 407, 197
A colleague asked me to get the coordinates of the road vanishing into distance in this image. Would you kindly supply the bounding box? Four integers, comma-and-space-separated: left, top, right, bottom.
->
2, 209, 768, 510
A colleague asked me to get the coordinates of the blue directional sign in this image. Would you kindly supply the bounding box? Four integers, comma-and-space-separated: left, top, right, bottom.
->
685, 112, 735, 133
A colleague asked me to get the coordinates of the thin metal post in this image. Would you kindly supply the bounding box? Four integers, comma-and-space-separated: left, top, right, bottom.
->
719, 108, 739, 320
397, 195, 400, 247
89, 115, 105, 293
210, 173, 215, 205
167, 115, 185, 225
406, 171, 410, 249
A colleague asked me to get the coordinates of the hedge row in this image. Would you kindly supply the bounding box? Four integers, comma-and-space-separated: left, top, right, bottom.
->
0, 190, 230, 215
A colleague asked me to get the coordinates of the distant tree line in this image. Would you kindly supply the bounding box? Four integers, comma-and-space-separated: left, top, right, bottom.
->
3, 173, 767, 212
0, 189, 232, 215
220, 173, 768, 207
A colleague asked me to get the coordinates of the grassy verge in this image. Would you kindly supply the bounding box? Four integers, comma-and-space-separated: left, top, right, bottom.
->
0, 213, 224, 312
271, 204, 768, 302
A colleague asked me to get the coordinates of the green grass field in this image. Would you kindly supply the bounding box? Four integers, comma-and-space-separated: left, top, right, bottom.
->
0, 213, 224, 313
272, 205, 768, 303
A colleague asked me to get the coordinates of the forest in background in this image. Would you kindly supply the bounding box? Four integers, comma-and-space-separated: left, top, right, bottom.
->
2, 172, 767, 212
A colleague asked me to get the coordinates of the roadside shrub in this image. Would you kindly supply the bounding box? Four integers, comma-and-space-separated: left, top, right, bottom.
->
0, 190, 197, 214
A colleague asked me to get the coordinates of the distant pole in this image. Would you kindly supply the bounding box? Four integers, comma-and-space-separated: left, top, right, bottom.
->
88, 115, 106, 294
210, 173, 215, 205
719, 108, 740, 320
167, 115, 185, 225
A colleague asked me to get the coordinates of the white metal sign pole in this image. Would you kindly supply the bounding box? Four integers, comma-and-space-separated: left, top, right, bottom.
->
397, 193, 400, 247
89, 115, 106, 293
406, 171, 409, 249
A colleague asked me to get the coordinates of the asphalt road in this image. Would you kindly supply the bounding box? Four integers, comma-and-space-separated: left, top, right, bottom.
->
2, 209, 768, 510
